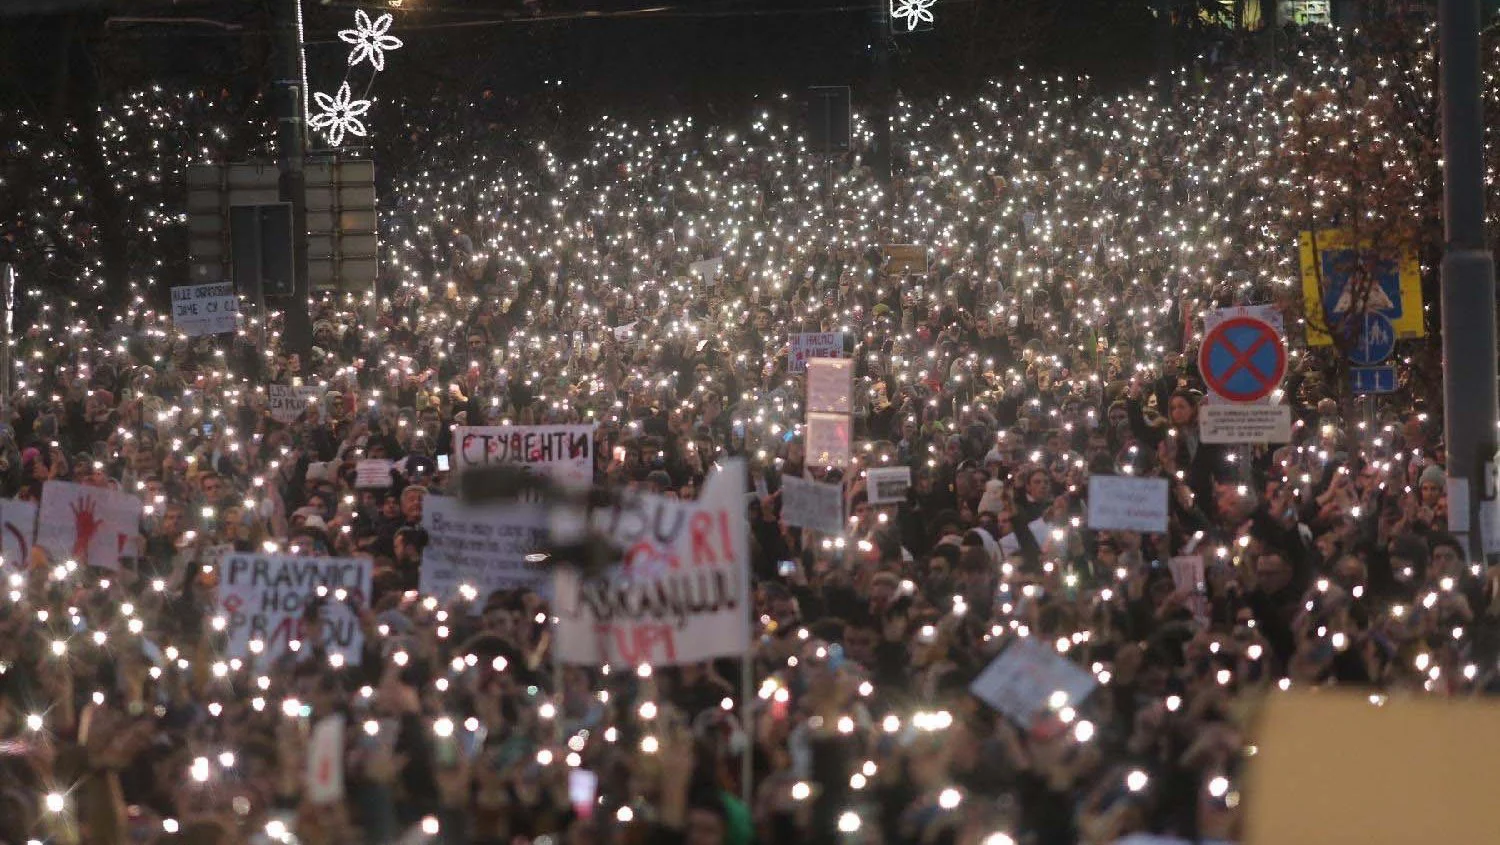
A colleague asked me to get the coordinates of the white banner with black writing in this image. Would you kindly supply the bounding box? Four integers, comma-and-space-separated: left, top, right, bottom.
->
420, 494, 550, 603
172, 282, 239, 337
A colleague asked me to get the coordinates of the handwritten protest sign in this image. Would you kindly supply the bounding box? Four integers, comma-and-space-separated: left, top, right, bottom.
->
451, 425, 594, 489
219, 554, 372, 664
804, 412, 850, 469
355, 459, 393, 489
806, 357, 853, 414
554, 460, 749, 668
867, 466, 912, 504
420, 495, 550, 603
780, 476, 844, 534
1086, 475, 1169, 533
0, 499, 35, 567
268, 384, 326, 424
789, 332, 844, 374
970, 637, 1098, 727
37, 482, 141, 570
171, 282, 238, 337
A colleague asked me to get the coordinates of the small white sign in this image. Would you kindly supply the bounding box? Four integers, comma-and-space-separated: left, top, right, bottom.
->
789, 332, 844, 374
1198, 404, 1293, 444
970, 637, 1098, 727
267, 384, 326, 424
172, 283, 239, 336
354, 459, 393, 489
780, 476, 844, 534
1087, 475, 1169, 533
866, 466, 912, 504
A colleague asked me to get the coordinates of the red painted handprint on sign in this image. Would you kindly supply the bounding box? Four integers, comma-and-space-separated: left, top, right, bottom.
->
71, 496, 104, 566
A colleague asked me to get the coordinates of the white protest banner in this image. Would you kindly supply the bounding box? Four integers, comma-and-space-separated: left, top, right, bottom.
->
451, 425, 594, 488
355, 459, 393, 489
1086, 475, 1169, 533
806, 357, 853, 414
305, 714, 346, 805
779, 476, 844, 534
37, 482, 141, 570
268, 384, 326, 424
688, 257, 723, 284
420, 495, 550, 603
219, 554, 372, 664
1198, 404, 1293, 445
171, 282, 238, 337
553, 460, 749, 668
789, 332, 844, 374
867, 466, 912, 504
970, 636, 1098, 727
0, 499, 35, 567
612, 322, 638, 343
804, 412, 850, 469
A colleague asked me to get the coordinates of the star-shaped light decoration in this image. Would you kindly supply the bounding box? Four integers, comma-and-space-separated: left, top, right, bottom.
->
338, 9, 403, 72
891, 0, 937, 32
309, 82, 371, 147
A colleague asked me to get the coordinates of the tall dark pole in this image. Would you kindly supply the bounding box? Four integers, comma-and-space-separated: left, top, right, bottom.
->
870, 0, 892, 189
1438, 0, 1497, 559
274, 0, 312, 365
1155, 0, 1173, 104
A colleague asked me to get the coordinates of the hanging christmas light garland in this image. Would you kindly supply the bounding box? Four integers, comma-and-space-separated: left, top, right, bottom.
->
310, 8, 402, 147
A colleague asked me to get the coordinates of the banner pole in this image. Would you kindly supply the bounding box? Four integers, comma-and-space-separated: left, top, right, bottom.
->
740, 650, 754, 807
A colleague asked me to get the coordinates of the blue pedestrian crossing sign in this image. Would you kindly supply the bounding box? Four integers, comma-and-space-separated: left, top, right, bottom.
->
1347, 313, 1396, 366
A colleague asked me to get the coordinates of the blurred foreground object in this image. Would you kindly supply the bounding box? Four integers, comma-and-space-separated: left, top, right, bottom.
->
1246, 691, 1500, 844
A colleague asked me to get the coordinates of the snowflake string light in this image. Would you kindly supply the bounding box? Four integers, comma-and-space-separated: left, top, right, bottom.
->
309, 82, 371, 147
891, 0, 936, 32
339, 9, 403, 72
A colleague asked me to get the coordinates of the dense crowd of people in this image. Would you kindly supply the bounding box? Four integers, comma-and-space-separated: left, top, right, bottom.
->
0, 19, 1491, 845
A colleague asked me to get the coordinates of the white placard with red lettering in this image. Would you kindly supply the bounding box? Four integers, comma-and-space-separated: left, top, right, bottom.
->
553, 460, 749, 668
451, 425, 595, 488
1086, 475, 1169, 533
36, 481, 141, 570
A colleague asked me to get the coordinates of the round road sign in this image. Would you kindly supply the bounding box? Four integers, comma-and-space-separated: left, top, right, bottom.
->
1199, 316, 1287, 403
